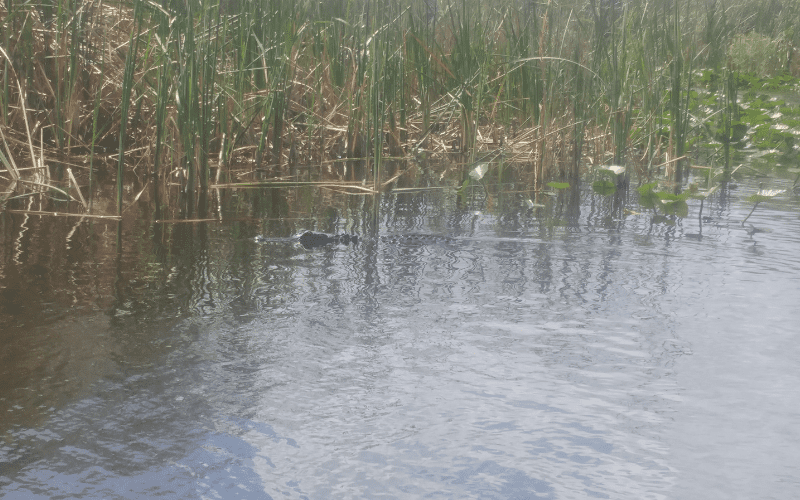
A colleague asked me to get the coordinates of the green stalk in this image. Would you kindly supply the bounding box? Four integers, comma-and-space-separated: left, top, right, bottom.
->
88, 43, 105, 213
198, 0, 221, 199
152, 15, 171, 182
117, 0, 143, 216
722, 69, 738, 176
667, 0, 692, 192
1, 0, 9, 121
65, 0, 84, 151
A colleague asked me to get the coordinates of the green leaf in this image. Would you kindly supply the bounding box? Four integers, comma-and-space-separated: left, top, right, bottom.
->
660, 199, 689, 217
457, 177, 472, 198
592, 180, 616, 196
656, 191, 679, 200
638, 189, 660, 210
547, 181, 570, 190
637, 182, 658, 194
656, 191, 689, 201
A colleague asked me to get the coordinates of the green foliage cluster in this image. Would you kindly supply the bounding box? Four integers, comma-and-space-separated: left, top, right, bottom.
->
1, 0, 800, 213
693, 69, 800, 156
737, 72, 799, 91
751, 124, 796, 150
637, 182, 689, 217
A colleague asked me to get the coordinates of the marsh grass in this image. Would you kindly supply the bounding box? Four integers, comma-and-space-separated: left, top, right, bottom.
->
0, 0, 798, 217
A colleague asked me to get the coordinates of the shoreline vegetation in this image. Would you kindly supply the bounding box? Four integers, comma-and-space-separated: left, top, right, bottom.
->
1, 0, 799, 218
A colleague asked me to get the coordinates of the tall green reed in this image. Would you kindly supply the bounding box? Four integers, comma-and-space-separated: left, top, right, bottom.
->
88, 42, 105, 213
444, 0, 489, 161
3, 0, 798, 216
117, 0, 143, 215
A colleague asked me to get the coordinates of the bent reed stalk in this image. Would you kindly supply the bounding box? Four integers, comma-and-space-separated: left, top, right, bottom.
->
0, 0, 798, 214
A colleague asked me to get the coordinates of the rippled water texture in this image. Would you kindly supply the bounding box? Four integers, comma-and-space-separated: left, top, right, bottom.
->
1, 187, 799, 499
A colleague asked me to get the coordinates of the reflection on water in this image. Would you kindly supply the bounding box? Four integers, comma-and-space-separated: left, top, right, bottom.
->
1, 185, 799, 499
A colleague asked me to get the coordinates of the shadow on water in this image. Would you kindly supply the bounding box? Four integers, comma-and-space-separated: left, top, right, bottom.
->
1, 178, 800, 498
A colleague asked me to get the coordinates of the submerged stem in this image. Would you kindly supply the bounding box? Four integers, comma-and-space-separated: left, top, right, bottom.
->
741, 201, 760, 226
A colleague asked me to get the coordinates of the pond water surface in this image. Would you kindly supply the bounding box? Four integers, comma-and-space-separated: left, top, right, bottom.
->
1, 183, 798, 499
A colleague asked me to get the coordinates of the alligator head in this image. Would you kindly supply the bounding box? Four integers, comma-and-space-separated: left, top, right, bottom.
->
299, 231, 359, 249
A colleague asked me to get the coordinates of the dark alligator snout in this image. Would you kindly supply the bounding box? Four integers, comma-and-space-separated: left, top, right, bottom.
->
259, 231, 452, 249
299, 231, 359, 249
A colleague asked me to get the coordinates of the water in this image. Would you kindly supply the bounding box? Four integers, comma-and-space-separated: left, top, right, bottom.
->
1, 185, 799, 499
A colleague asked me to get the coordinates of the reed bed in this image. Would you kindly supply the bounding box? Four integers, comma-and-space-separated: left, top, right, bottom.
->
1, 0, 798, 215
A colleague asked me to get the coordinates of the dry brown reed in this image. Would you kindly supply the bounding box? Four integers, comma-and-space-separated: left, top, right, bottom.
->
2, 0, 794, 217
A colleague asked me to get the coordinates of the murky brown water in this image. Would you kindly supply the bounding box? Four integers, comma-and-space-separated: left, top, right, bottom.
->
1, 182, 799, 499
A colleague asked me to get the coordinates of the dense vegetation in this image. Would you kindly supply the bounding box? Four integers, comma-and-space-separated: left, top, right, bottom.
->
1, 0, 798, 215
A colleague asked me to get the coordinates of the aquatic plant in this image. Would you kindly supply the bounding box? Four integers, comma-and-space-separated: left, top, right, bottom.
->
741, 185, 786, 225
0, 0, 798, 218
637, 182, 689, 218
591, 166, 625, 196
